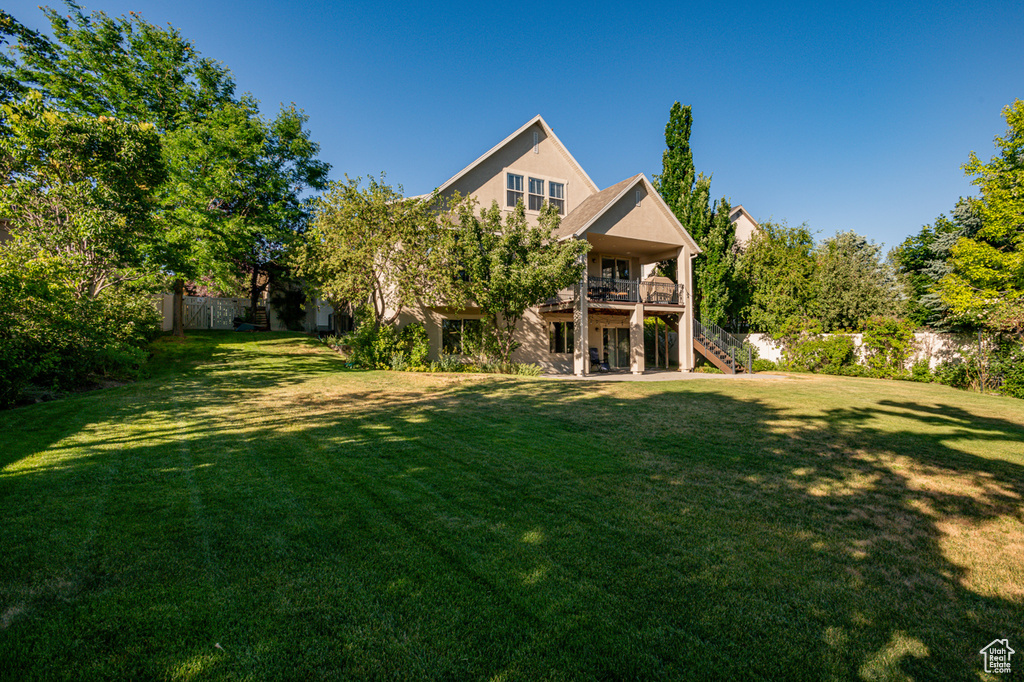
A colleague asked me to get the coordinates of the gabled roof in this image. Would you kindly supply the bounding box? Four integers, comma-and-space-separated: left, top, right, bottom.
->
555, 173, 701, 254
435, 115, 599, 196
729, 204, 758, 227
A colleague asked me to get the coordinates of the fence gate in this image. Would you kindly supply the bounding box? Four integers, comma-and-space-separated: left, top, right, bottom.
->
182, 296, 249, 330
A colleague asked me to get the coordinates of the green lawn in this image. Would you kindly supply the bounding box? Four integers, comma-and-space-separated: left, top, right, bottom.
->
2, 332, 1023, 680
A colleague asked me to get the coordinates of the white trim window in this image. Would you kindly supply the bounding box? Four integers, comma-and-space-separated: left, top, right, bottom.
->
506, 173, 524, 208
549, 182, 565, 214
528, 177, 545, 211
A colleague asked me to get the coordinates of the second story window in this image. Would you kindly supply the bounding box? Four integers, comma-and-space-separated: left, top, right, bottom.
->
506, 171, 566, 213
507, 173, 524, 208
528, 177, 545, 211
549, 182, 564, 214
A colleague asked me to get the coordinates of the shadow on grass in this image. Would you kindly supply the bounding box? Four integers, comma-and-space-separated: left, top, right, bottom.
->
1, 332, 1023, 679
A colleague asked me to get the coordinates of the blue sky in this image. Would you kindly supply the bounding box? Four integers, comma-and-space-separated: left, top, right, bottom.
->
8, 0, 1024, 249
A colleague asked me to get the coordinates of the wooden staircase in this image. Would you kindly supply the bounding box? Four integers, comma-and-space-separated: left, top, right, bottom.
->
693, 320, 749, 374
254, 306, 270, 331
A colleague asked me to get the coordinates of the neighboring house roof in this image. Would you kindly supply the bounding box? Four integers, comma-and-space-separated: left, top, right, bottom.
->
729, 204, 758, 226
434, 114, 600, 196
556, 173, 701, 254
729, 204, 761, 248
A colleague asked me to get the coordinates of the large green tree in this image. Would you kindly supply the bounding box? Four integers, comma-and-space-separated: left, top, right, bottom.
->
941, 99, 1024, 333
894, 199, 981, 328
295, 176, 455, 328
445, 199, 590, 364
654, 101, 736, 326
735, 221, 817, 335
9, 2, 328, 333
0, 94, 165, 297
812, 231, 900, 331
696, 198, 738, 326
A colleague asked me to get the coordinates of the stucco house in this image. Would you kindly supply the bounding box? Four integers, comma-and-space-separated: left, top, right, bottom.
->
396, 115, 705, 376
730, 204, 760, 251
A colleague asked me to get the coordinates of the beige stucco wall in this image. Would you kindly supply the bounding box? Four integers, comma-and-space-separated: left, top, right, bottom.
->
440, 122, 596, 222
586, 253, 641, 279
587, 184, 688, 248
733, 212, 759, 249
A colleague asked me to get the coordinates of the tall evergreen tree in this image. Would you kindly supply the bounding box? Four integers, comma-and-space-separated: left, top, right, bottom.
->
654, 101, 734, 326
894, 199, 981, 329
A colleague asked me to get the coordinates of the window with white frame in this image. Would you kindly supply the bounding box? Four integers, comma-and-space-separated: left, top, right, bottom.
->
442, 318, 483, 355
506, 171, 566, 213
549, 182, 565, 214
549, 321, 574, 354
528, 177, 545, 211
506, 173, 524, 208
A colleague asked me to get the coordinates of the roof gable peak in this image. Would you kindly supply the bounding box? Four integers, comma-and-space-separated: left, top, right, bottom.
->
435, 116, 599, 196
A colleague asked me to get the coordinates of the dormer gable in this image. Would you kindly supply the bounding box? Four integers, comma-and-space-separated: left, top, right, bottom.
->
434, 116, 599, 219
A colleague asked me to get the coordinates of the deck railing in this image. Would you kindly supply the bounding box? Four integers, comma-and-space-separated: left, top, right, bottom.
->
544, 278, 684, 306
587, 277, 682, 304
693, 319, 751, 373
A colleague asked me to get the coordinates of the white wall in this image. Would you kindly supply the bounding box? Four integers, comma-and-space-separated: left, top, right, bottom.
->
741, 331, 975, 369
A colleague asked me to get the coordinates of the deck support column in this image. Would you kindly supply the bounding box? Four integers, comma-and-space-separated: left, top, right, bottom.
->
630, 302, 644, 374
679, 251, 694, 372
573, 280, 589, 376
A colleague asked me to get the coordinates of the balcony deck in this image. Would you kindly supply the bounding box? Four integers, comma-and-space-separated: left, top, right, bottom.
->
541, 276, 685, 310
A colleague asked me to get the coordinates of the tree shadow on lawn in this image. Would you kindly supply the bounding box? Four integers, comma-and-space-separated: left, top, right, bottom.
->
2, 367, 1023, 680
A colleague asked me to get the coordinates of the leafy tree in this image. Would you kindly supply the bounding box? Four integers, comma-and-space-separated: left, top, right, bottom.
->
735, 221, 817, 335
160, 98, 329, 315
696, 198, 737, 326
0, 10, 52, 119
941, 99, 1024, 333
0, 94, 165, 297
9, 2, 328, 334
813, 230, 899, 331
445, 200, 590, 365
654, 101, 736, 325
655, 102, 712, 244
295, 175, 455, 328
11, 3, 235, 130
895, 199, 981, 328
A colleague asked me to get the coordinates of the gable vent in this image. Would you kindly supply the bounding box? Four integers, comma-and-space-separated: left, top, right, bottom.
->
636, 190, 641, 206
533, 131, 539, 154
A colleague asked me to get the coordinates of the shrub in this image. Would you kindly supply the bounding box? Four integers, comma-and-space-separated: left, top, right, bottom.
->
934, 360, 974, 390
785, 334, 857, 374
0, 271, 161, 406
512, 363, 542, 376
398, 322, 430, 367
389, 352, 409, 372
438, 354, 463, 372
752, 358, 777, 372
694, 365, 724, 374
862, 316, 917, 377
371, 324, 399, 369
268, 284, 307, 331
910, 359, 932, 383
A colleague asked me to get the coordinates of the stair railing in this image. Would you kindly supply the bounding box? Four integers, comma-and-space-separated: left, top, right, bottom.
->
693, 319, 749, 373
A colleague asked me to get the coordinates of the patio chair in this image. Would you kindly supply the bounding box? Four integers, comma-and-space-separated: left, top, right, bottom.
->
589, 347, 610, 373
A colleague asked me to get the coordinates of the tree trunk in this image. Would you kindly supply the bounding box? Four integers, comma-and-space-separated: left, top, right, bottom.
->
172, 278, 185, 338
250, 265, 261, 327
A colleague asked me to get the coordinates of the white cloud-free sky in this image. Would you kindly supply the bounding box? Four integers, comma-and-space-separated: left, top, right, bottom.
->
8, 0, 1023, 249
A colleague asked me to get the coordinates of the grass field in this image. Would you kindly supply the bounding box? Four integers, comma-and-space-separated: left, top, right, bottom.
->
2, 331, 1022, 680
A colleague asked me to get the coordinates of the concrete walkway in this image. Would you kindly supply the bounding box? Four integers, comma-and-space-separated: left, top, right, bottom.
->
541, 369, 791, 382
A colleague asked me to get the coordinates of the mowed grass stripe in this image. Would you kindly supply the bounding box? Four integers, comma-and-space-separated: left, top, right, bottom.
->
1, 331, 1022, 680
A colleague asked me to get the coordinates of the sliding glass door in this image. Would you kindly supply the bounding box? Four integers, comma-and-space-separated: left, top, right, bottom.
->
602, 327, 631, 368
